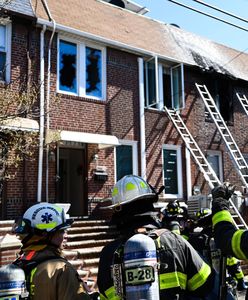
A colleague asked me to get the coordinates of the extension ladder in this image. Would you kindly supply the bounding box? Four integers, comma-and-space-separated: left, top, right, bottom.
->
236, 92, 248, 117
196, 83, 248, 190
164, 105, 247, 230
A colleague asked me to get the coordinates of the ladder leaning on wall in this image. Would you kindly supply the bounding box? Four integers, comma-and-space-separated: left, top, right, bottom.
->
164, 104, 247, 230
236, 92, 248, 117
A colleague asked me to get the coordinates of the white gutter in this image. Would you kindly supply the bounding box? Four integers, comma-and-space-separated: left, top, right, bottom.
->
41, 0, 56, 202
37, 18, 193, 66
37, 25, 46, 202
138, 57, 146, 179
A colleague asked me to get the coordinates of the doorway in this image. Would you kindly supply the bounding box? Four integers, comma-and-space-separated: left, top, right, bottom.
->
57, 146, 88, 217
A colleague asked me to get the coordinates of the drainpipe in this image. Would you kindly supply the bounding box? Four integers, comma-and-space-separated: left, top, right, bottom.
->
41, 0, 56, 202
138, 57, 146, 179
37, 25, 46, 202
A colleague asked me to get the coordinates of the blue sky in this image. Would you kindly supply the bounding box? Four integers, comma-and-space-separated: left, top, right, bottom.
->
134, 0, 248, 52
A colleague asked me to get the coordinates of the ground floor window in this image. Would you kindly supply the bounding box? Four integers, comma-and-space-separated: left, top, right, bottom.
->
115, 140, 138, 181
163, 144, 183, 198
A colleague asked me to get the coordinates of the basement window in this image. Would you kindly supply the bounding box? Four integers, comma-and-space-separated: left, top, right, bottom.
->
144, 57, 184, 110
58, 37, 106, 100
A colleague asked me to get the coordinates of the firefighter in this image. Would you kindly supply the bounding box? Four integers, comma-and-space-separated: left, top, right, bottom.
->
160, 200, 183, 234
97, 175, 215, 300
211, 184, 248, 293
13, 202, 91, 300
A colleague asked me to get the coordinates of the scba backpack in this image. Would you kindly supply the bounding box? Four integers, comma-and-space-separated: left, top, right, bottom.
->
0, 255, 61, 300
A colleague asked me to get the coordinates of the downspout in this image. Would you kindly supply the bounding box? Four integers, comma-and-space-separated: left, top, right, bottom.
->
37, 25, 46, 202
138, 58, 146, 179
41, 0, 56, 202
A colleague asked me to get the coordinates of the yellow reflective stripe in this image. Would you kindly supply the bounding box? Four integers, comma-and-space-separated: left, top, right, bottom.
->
212, 211, 233, 227
227, 257, 238, 266
187, 262, 211, 291
235, 271, 244, 279
100, 293, 109, 300
159, 272, 187, 290
105, 286, 121, 300
29, 267, 37, 296
36, 222, 58, 230
231, 230, 247, 260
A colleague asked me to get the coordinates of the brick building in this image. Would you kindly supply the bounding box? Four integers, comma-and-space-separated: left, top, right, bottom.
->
1, 0, 248, 220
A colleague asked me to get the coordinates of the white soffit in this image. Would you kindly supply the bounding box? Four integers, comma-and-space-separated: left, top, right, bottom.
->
0, 117, 39, 132
60, 130, 120, 149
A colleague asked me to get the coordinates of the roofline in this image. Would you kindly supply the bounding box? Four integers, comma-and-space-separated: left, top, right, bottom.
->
37, 18, 193, 66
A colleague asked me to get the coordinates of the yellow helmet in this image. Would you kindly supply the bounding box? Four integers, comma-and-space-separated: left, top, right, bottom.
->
106, 175, 157, 209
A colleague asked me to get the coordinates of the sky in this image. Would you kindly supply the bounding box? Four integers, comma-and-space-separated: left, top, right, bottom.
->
134, 0, 248, 53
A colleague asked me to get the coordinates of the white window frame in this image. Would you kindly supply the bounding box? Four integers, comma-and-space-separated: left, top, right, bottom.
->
0, 22, 11, 83
114, 140, 138, 182
57, 35, 106, 100
162, 144, 183, 199
206, 150, 223, 182
145, 59, 184, 111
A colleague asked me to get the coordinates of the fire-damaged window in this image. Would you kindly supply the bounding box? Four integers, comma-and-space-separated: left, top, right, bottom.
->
58, 37, 106, 100
0, 23, 11, 83
206, 77, 234, 123
144, 57, 184, 110
163, 144, 183, 198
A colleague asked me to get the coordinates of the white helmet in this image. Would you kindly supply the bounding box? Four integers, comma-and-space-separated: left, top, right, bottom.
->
14, 203, 73, 234
106, 175, 157, 209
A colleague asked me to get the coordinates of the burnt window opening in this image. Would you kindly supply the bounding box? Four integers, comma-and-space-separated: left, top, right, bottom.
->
206, 76, 234, 123
86, 47, 102, 98
59, 40, 77, 93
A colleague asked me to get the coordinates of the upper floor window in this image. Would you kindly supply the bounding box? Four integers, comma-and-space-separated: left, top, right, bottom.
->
206, 76, 234, 123
58, 37, 106, 100
144, 57, 184, 110
0, 23, 11, 83
163, 144, 183, 198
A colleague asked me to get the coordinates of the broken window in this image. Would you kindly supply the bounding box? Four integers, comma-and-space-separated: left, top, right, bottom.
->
206, 77, 234, 123
59, 40, 77, 93
58, 38, 106, 100
86, 47, 102, 98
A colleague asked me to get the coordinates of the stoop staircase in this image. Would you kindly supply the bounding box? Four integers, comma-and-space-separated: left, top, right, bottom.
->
0, 218, 119, 292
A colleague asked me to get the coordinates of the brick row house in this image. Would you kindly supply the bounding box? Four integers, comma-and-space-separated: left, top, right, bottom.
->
1, 0, 248, 221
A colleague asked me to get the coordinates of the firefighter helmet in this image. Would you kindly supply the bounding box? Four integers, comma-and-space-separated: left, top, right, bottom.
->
195, 208, 212, 219
14, 203, 73, 235
105, 175, 157, 209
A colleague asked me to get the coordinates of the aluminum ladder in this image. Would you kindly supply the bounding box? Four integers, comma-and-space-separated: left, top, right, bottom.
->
196, 83, 248, 190
164, 106, 220, 188
164, 105, 248, 230
236, 92, 248, 117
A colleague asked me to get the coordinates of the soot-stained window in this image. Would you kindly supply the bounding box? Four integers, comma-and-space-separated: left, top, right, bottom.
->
59, 40, 77, 93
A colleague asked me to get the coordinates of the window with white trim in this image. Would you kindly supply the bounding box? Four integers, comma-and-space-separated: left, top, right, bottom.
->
163, 145, 183, 198
115, 140, 138, 181
0, 23, 11, 83
206, 150, 223, 181
58, 37, 106, 100
144, 57, 184, 110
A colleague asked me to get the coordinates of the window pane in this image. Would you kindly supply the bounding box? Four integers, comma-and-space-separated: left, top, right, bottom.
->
163, 149, 178, 194
59, 40, 77, 93
0, 52, 6, 81
171, 66, 183, 109
116, 145, 133, 181
86, 47, 102, 98
145, 60, 156, 107
207, 154, 220, 179
0, 25, 5, 51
